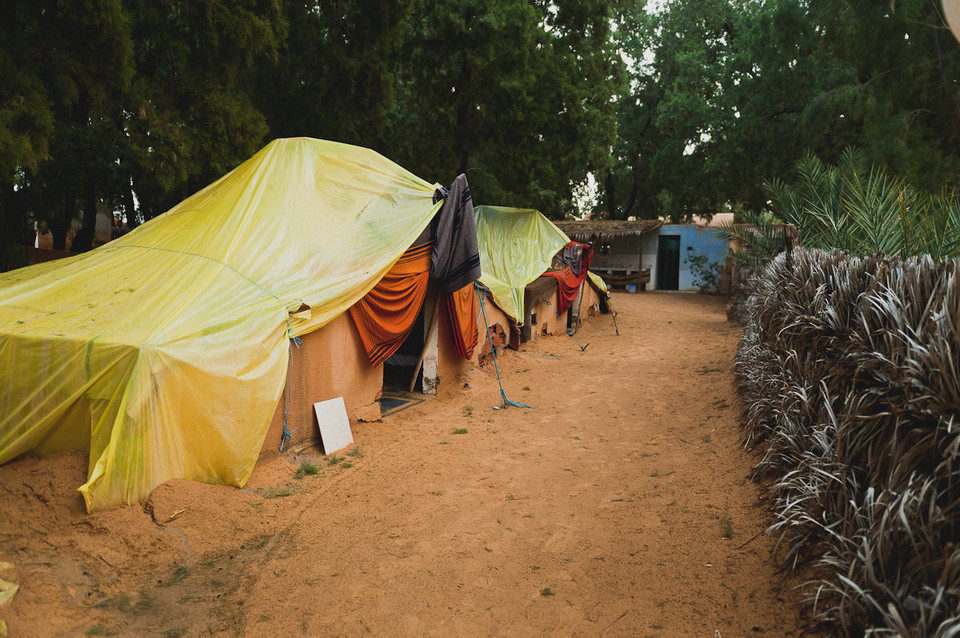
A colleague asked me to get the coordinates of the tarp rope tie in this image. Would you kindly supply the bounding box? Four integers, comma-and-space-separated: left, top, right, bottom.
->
475, 282, 533, 409
287, 324, 302, 348
279, 341, 299, 451
544, 299, 588, 352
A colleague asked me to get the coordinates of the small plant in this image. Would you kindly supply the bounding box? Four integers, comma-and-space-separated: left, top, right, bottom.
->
94, 593, 131, 612
327, 455, 344, 465
346, 447, 365, 458
451, 428, 468, 435
162, 628, 185, 638
684, 252, 723, 293
133, 590, 154, 613
540, 587, 556, 597
85, 625, 115, 637
461, 405, 474, 417
170, 564, 190, 584
702, 434, 712, 444
295, 461, 319, 479
522, 386, 531, 391
719, 513, 734, 539
341, 461, 353, 468
264, 487, 293, 498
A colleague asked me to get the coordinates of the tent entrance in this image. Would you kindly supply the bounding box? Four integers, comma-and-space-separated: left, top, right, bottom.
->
381, 291, 439, 395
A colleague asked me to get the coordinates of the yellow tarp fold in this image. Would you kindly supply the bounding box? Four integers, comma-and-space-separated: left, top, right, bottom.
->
474, 205, 570, 323
0, 138, 441, 511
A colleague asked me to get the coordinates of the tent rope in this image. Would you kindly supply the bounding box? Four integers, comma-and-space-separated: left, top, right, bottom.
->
279, 339, 300, 451
475, 282, 533, 409
544, 299, 588, 352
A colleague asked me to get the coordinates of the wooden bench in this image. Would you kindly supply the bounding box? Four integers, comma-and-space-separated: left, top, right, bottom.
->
595, 268, 651, 290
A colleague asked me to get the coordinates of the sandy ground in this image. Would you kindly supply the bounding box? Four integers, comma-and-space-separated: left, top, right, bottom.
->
0, 292, 812, 637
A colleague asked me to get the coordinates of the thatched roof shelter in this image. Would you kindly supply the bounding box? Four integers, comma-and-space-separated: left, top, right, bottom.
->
555, 219, 664, 243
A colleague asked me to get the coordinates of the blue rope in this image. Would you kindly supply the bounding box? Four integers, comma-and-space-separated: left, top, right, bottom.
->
544, 299, 589, 352
279, 340, 299, 451
476, 282, 533, 409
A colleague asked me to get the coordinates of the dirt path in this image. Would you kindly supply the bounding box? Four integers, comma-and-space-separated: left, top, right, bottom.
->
0, 292, 809, 637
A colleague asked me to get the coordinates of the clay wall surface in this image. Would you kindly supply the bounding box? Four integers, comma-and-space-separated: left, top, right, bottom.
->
261, 313, 382, 455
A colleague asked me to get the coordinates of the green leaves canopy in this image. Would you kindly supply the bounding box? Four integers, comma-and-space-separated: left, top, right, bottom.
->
4, 0, 960, 264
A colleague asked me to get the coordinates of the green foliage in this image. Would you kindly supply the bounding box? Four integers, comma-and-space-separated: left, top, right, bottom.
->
736, 248, 960, 635
715, 211, 785, 269
767, 149, 960, 260
0, 0, 285, 258
605, 0, 824, 220
606, 0, 960, 222
388, 0, 626, 216
4, 0, 960, 262
683, 252, 723, 293
295, 461, 319, 479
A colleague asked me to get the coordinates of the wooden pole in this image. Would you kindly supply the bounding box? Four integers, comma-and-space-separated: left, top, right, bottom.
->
409, 297, 441, 393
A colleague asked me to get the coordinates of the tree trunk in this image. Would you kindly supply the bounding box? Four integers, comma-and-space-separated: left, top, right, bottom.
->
123, 175, 138, 229
455, 53, 472, 175
71, 178, 99, 252
49, 208, 70, 251
604, 169, 617, 219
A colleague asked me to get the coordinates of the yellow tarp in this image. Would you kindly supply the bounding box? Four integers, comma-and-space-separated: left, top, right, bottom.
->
0, 138, 441, 511
587, 270, 609, 294
474, 206, 570, 323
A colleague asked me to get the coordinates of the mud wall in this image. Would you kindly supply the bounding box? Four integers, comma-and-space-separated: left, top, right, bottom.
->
261, 313, 382, 455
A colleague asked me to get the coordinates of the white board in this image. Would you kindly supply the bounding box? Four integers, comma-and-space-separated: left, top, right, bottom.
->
313, 397, 353, 454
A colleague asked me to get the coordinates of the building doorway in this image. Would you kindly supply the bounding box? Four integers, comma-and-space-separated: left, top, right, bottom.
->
656, 235, 681, 290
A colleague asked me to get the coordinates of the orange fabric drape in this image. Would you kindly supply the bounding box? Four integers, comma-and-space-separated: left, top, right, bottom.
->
443, 283, 479, 359
349, 242, 432, 367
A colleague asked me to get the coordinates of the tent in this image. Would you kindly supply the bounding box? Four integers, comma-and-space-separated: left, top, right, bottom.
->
474, 205, 571, 323
472, 205, 609, 348
0, 138, 474, 512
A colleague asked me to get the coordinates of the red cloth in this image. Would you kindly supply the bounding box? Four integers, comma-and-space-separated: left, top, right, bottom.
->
443, 283, 479, 359
541, 268, 582, 315
349, 242, 432, 367
542, 242, 594, 314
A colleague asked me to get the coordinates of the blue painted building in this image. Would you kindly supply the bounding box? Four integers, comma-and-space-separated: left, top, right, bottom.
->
557, 218, 730, 293
641, 223, 729, 291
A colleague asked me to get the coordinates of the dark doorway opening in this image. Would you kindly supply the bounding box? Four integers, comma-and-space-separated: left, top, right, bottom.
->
656, 235, 681, 290
382, 301, 427, 393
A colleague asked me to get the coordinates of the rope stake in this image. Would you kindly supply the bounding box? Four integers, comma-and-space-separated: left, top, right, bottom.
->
475, 282, 533, 409
279, 339, 300, 451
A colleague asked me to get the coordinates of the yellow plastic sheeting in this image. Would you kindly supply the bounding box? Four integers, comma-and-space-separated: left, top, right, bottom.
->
475, 205, 570, 323
0, 138, 441, 511
587, 270, 609, 294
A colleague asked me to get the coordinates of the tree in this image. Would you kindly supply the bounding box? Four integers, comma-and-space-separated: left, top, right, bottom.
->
0, 0, 285, 260
800, 0, 960, 193
123, 0, 286, 224
387, 0, 626, 217
1, 0, 133, 252
606, 0, 960, 222
253, 0, 411, 151
605, 0, 827, 220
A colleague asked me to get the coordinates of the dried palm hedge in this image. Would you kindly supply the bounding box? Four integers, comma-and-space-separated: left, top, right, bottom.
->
736, 248, 960, 636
